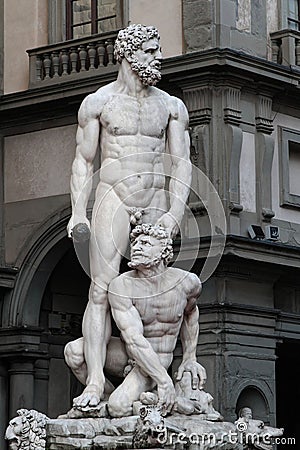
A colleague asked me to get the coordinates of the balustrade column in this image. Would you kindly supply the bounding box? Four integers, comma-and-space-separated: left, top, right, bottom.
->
106, 39, 114, 65
43, 53, 51, 79
79, 45, 87, 71
51, 51, 60, 77
97, 41, 105, 66
61, 49, 69, 76
88, 43, 96, 69
8, 360, 35, 418
70, 47, 78, 73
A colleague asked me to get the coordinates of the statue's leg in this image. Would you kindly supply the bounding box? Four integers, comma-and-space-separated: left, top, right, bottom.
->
64, 337, 116, 396
64, 337, 87, 385
144, 189, 167, 223
73, 184, 130, 408
108, 366, 155, 417
105, 336, 129, 378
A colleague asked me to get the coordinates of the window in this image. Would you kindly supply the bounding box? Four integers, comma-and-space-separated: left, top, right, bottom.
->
278, 126, 300, 208
287, 0, 300, 30
66, 0, 122, 40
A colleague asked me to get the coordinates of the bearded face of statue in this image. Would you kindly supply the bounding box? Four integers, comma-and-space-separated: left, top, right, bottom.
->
129, 233, 165, 269
128, 37, 162, 86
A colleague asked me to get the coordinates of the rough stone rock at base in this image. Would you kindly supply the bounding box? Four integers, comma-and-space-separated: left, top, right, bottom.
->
45, 415, 242, 449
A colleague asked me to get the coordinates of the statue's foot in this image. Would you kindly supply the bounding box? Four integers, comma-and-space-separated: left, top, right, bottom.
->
73, 384, 102, 408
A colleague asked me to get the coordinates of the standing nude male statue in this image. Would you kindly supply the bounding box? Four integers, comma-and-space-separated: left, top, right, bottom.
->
66, 24, 192, 408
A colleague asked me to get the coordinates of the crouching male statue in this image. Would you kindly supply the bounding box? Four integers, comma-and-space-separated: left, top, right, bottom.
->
107, 223, 206, 417
65, 223, 206, 417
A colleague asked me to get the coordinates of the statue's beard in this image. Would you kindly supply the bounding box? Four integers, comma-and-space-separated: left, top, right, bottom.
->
130, 58, 161, 86
128, 255, 162, 269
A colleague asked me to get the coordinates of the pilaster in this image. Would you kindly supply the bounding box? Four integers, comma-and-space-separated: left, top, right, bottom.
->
182, 84, 213, 215
222, 84, 243, 234
255, 92, 275, 221
8, 360, 35, 418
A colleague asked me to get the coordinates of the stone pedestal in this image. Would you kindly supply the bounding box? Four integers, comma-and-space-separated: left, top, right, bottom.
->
46, 416, 239, 449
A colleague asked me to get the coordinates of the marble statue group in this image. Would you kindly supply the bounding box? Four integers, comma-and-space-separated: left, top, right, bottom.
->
65, 23, 204, 415
5, 23, 284, 450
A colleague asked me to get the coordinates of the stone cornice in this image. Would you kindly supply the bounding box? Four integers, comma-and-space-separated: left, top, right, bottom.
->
0, 266, 18, 288
1, 48, 300, 134
175, 234, 300, 270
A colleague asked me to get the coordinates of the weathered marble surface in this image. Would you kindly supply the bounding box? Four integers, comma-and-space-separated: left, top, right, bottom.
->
5, 406, 284, 450
66, 23, 192, 411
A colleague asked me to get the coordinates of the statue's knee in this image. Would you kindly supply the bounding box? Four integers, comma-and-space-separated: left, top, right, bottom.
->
108, 392, 132, 417
64, 341, 83, 369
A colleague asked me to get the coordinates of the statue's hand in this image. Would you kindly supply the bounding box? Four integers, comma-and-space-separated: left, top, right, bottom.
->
155, 212, 179, 238
67, 215, 90, 239
176, 360, 207, 390
157, 379, 176, 415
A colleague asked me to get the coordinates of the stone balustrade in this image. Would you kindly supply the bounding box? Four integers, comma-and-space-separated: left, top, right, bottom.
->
27, 31, 118, 87
270, 29, 300, 67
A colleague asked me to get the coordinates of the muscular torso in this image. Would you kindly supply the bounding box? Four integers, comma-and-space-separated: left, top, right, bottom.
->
97, 88, 172, 207
117, 268, 194, 368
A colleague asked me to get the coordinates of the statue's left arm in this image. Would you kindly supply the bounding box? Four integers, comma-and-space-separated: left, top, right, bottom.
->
176, 273, 207, 389
156, 97, 191, 237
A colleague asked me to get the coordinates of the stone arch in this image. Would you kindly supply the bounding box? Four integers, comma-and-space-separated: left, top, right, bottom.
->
3, 207, 73, 327
235, 384, 270, 423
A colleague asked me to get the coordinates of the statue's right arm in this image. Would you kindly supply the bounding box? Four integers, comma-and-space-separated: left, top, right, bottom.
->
67, 93, 102, 237
108, 279, 175, 411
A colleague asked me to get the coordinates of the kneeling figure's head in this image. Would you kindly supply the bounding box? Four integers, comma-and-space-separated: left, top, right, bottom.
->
129, 223, 173, 269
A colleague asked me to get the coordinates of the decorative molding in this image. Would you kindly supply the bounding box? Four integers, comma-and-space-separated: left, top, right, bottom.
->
229, 202, 243, 213
278, 126, 300, 209
262, 208, 275, 219
182, 86, 212, 125
189, 124, 210, 171
256, 132, 275, 221
223, 87, 241, 125
255, 94, 274, 134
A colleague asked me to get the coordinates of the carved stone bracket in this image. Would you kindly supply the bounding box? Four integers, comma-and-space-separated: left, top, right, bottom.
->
222, 86, 243, 214
255, 94, 274, 134
183, 86, 212, 125
223, 87, 241, 125
254, 93, 275, 220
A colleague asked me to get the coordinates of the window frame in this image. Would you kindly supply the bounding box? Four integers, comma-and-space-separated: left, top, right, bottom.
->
48, 0, 127, 44
279, 0, 300, 30
278, 126, 300, 209
66, 0, 123, 40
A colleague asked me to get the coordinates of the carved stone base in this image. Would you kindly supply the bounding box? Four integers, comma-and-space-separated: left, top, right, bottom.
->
5, 408, 283, 450
47, 416, 236, 449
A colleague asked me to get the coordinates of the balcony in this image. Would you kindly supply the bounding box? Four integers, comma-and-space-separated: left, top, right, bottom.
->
27, 30, 119, 88
270, 29, 300, 67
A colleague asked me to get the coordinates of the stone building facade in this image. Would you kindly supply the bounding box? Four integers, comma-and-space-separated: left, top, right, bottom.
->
0, 0, 300, 447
